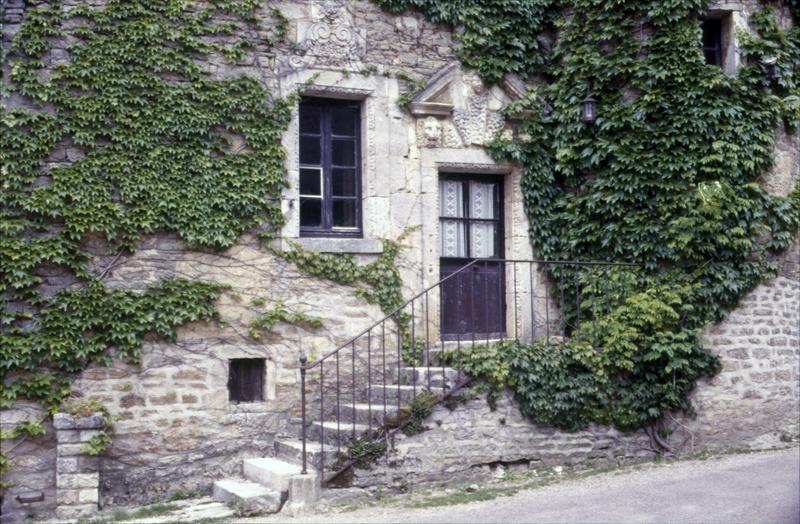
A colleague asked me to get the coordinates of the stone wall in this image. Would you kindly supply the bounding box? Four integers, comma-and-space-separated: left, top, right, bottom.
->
351, 256, 800, 491
1, 0, 798, 521
1, 0, 459, 517
352, 392, 656, 490
0, 404, 56, 523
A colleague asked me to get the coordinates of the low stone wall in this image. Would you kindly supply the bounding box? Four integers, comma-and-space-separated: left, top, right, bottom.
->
352, 263, 800, 491
352, 392, 656, 490
683, 256, 800, 450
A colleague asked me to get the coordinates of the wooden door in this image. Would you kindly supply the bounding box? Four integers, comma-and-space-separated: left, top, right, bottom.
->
439, 175, 505, 339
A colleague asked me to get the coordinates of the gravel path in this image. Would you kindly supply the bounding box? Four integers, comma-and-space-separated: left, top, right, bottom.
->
243, 447, 799, 524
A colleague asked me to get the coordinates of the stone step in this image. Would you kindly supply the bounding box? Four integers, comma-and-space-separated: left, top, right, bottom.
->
338, 402, 400, 426
275, 439, 345, 471
212, 477, 283, 514
306, 420, 371, 447
134, 498, 234, 523
242, 457, 303, 492
397, 366, 459, 388
420, 336, 566, 365
419, 339, 505, 366
366, 384, 429, 404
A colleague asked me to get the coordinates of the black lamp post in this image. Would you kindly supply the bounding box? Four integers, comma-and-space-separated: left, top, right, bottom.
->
760, 56, 778, 82
581, 95, 598, 124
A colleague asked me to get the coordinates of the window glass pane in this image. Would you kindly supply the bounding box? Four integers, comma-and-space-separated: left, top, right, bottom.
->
331, 106, 357, 136
440, 219, 467, 257
331, 139, 355, 166
439, 180, 464, 218
300, 136, 321, 165
332, 168, 356, 197
300, 198, 322, 228
470, 222, 496, 258
300, 104, 321, 134
701, 19, 721, 48
299, 168, 322, 196
333, 199, 357, 228
469, 181, 496, 219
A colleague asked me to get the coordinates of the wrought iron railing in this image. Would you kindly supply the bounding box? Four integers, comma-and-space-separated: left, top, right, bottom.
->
298, 259, 639, 478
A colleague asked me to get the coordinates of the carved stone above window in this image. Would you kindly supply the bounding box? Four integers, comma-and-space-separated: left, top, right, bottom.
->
410, 62, 526, 149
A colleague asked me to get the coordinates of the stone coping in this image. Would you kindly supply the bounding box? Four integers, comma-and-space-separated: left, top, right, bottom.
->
53, 412, 106, 430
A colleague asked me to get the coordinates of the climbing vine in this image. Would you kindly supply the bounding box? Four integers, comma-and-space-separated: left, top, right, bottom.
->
249, 300, 323, 340
0, 0, 291, 464
273, 227, 423, 362
378, 0, 800, 435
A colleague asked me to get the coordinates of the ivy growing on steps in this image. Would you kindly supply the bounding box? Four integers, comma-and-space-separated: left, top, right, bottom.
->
1, 0, 290, 426
378, 0, 800, 437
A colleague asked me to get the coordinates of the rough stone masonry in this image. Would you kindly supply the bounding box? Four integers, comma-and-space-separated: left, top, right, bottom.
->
1, 0, 798, 522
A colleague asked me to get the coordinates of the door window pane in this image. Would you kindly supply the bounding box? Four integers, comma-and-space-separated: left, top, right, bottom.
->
469, 181, 495, 219
470, 222, 496, 258
440, 180, 464, 218
300, 198, 322, 228
299, 168, 322, 196
333, 199, 357, 228
440, 219, 467, 257
332, 168, 356, 196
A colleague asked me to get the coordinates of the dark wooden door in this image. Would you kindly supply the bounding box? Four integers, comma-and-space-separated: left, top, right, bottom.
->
439, 175, 505, 339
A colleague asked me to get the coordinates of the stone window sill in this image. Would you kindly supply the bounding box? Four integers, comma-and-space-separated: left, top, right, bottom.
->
282, 237, 384, 254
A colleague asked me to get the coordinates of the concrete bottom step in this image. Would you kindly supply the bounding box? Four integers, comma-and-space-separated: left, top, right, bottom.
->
243, 457, 304, 492
212, 478, 283, 514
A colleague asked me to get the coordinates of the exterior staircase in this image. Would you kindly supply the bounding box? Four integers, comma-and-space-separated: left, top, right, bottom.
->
211, 347, 464, 515
211, 258, 633, 515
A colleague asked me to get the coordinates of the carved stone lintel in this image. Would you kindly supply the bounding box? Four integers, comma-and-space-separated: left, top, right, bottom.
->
435, 162, 513, 174
297, 84, 372, 100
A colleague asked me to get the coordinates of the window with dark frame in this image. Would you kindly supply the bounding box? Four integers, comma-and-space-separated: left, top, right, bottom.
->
701, 18, 723, 67
299, 97, 362, 237
228, 358, 265, 403
439, 175, 503, 260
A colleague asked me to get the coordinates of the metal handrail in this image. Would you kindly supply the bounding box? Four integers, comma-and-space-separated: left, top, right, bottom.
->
303, 258, 637, 370
298, 258, 640, 475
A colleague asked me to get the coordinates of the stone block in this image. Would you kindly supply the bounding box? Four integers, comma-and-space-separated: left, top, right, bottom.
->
56, 429, 81, 443
79, 429, 103, 441
119, 394, 145, 408
149, 392, 178, 405
57, 443, 84, 457
78, 488, 99, 504
57, 457, 79, 474
57, 504, 97, 519
53, 413, 105, 430
57, 488, 79, 505
57, 473, 99, 489
285, 473, 321, 512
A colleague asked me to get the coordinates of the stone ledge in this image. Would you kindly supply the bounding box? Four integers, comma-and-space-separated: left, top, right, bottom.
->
283, 237, 384, 254
53, 412, 105, 430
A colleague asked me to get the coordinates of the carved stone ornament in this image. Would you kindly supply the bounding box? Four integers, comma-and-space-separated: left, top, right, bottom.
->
412, 62, 524, 148
287, 0, 367, 70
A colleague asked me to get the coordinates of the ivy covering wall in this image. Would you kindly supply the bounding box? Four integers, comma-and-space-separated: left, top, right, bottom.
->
1, 0, 291, 417
1, 0, 798, 485
377, 0, 800, 434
